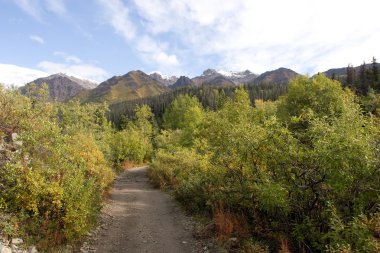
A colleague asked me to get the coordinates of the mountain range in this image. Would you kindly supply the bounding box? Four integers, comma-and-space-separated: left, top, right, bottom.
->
18, 64, 356, 104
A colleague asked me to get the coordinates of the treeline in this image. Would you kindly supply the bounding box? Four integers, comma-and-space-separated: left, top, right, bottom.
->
0, 85, 154, 249
332, 57, 380, 96
108, 82, 288, 127
149, 75, 380, 252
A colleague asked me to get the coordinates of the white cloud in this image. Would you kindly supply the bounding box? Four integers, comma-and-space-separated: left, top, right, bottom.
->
15, 0, 42, 21
45, 0, 66, 16
54, 51, 82, 64
15, 0, 379, 76
129, 0, 380, 75
37, 61, 108, 82
0, 60, 107, 87
14, 0, 67, 21
151, 52, 179, 66
30, 35, 45, 44
97, 0, 180, 71
97, 0, 136, 41
0, 63, 49, 87
136, 36, 179, 67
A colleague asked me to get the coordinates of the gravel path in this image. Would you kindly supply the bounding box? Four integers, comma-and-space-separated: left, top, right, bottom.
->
82, 166, 205, 253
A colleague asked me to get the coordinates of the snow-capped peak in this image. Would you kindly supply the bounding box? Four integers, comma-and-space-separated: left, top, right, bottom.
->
201, 69, 253, 78
149, 71, 178, 86
149, 71, 177, 81
216, 69, 253, 77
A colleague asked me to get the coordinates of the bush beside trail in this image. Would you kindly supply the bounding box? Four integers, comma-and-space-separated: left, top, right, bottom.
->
0, 85, 154, 250
150, 76, 380, 252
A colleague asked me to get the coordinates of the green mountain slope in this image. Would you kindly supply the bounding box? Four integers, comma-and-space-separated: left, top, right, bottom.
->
82, 70, 169, 103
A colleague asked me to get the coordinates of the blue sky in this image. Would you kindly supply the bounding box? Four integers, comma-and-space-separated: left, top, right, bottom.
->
1, 0, 379, 85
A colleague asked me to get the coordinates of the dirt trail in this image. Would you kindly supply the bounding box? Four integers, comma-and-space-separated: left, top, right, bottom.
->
83, 166, 204, 253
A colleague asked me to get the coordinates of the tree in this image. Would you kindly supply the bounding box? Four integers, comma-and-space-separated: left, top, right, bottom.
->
346, 64, 355, 88
277, 75, 355, 138
163, 94, 204, 130
134, 104, 155, 138
358, 62, 370, 95
372, 56, 379, 91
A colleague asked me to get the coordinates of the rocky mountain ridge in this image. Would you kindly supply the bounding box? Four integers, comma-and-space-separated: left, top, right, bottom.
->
19, 66, 320, 104
149, 72, 178, 86
21, 73, 97, 102
191, 68, 257, 86
170, 76, 194, 89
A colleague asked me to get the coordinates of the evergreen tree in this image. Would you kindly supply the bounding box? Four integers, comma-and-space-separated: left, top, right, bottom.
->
358, 62, 369, 95
346, 64, 355, 88
371, 56, 379, 91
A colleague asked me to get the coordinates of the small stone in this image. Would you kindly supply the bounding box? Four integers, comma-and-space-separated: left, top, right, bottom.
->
0, 245, 12, 253
182, 241, 187, 244
29, 245, 38, 253
11, 238, 23, 245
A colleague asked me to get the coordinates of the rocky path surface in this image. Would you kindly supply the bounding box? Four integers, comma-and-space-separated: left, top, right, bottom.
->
82, 166, 206, 253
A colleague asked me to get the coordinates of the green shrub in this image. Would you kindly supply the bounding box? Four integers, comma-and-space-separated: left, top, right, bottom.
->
150, 76, 380, 251
0, 87, 118, 248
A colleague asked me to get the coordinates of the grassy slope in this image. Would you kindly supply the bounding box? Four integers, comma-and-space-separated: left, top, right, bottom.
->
81, 71, 169, 104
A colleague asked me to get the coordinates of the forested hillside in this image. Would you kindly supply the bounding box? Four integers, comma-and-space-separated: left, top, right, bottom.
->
323, 57, 380, 96
150, 75, 380, 252
108, 82, 288, 126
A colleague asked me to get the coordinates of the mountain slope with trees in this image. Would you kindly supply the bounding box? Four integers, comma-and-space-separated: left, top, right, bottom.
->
108, 82, 288, 127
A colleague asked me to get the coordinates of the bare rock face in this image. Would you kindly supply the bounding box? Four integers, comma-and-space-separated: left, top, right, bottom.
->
170, 76, 194, 89
228, 70, 257, 84
192, 69, 221, 86
149, 72, 178, 86
192, 69, 257, 86
21, 73, 98, 102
